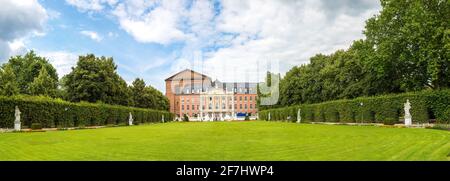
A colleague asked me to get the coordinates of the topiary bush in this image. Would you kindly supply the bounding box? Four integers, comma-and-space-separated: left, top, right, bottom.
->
0, 95, 174, 129
260, 90, 450, 125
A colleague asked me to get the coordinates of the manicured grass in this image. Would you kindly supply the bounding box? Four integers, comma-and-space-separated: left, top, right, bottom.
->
0, 121, 449, 160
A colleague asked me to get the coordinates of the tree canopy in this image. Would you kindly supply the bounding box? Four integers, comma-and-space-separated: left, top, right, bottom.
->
130, 78, 169, 111
0, 51, 59, 97
0, 64, 19, 96
260, 0, 450, 109
62, 54, 132, 105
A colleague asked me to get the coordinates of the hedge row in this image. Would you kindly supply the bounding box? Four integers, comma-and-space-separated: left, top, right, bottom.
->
259, 90, 450, 125
0, 95, 174, 128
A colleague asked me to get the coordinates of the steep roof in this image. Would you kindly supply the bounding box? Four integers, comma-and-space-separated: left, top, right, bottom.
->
165, 69, 211, 81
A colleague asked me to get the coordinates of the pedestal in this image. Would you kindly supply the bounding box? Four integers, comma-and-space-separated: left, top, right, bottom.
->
405, 117, 412, 126
14, 121, 21, 131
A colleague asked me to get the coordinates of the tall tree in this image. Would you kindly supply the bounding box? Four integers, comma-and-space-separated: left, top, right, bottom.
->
29, 67, 57, 97
3, 51, 59, 94
63, 54, 131, 106
130, 78, 169, 110
364, 0, 450, 90
0, 65, 19, 96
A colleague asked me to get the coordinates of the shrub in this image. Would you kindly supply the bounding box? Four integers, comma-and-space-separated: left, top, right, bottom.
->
383, 118, 397, 125
260, 90, 450, 125
183, 114, 189, 122
0, 95, 174, 128
31, 123, 42, 130
245, 115, 250, 121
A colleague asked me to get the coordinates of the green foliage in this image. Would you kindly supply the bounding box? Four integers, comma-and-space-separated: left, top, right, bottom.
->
257, 72, 281, 110
62, 54, 132, 106
29, 67, 57, 97
365, 0, 450, 90
31, 123, 42, 130
2, 51, 58, 96
260, 90, 450, 125
0, 95, 174, 128
130, 78, 169, 111
266, 0, 450, 110
0, 65, 19, 96
183, 114, 189, 122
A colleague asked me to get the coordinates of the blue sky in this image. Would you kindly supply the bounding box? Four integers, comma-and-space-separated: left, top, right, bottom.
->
0, 0, 381, 92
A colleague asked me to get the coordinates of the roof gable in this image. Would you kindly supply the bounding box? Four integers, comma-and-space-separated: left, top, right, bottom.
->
165, 69, 211, 81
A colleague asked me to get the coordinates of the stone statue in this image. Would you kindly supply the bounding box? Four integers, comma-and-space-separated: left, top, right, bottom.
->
404, 99, 412, 126
14, 106, 21, 131
162, 115, 165, 123
268, 112, 271, 121
297, 109, 301, 123
128, 112, 133, 126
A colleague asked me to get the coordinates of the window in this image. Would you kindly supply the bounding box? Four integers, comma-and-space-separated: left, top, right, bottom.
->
197, 105, 199, 110
192, 105, 195, 110
250, 96, 252, 101
235, 104, 237, 109
209, 103, 212, 110
239, 96, 242, 101
182, 105, 184, 110
245, 104, 247, 109
222, 104, 225, 109
250, 104, 253, 109
240, 104, 242, 109
244, 96, 247, 101
181, 98, 184, 103
187, 105, 189, 110
229, 105, 232, 109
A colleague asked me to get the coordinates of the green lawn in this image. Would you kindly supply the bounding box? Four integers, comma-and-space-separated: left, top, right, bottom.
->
0, 121, 449, 160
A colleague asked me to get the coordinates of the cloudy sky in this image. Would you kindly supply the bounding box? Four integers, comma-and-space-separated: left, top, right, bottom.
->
0, 0, 381, 92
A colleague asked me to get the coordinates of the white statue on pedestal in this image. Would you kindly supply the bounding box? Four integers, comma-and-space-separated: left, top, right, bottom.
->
404, 99, 412, 126
297, 109, 301, 123
268, 112, 271, 121
128, 112, 133, 126
162, 115, 165, 123
14, 106, 21, 131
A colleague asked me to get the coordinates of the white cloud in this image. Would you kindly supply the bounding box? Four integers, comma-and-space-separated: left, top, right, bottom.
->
65, 0, 118, 12
65, 0, 381, 85
111, 0, 188, 44
0, 0, 48, 61
40, 51, 78, 77
201, 0, 381, 82
47, 9, 62, 19
108, 32, 119, 38
80, 30, 103, 42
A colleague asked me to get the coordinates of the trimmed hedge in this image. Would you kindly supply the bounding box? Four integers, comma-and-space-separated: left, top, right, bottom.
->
0, 95, 174, 128
260, 90, 450, 125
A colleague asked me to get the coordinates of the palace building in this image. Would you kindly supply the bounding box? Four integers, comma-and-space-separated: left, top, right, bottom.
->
165, 69, 258, 121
